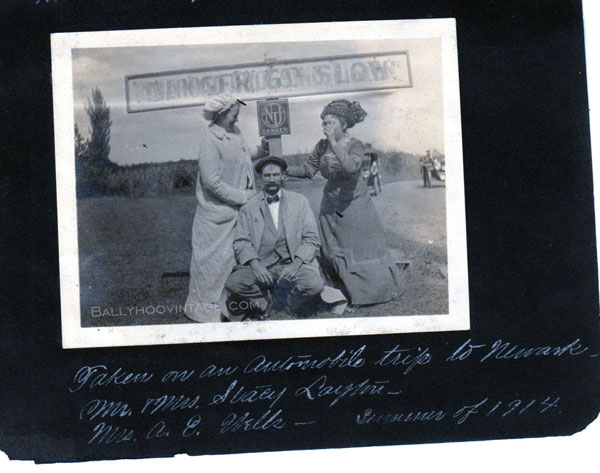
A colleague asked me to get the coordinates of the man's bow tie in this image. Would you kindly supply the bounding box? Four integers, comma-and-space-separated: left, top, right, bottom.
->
267, 195, 280, 204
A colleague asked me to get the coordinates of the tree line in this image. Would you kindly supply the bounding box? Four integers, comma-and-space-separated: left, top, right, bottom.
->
75, 89, 442, 198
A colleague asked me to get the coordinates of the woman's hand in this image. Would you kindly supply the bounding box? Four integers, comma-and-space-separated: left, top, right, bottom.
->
261, 137, 270, 152
322, 114, 345, 147
324, 128, 338, 147
315, 139, 329, 156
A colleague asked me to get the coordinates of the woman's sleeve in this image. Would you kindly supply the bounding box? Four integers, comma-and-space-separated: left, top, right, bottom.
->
286, 140, 325, 178
331, 138, 364, 175
197, 139, 248, 206
251, 137, 270, 161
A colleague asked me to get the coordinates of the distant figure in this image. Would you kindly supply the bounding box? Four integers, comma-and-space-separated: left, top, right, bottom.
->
185, 93, 256, 323
287, 99, 404, 306
224, 156, 324, 320
420, 149, 445, 188
363, 144, 382, 196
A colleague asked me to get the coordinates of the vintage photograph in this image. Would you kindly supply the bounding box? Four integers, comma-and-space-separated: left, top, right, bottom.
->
52, 20, 469, 347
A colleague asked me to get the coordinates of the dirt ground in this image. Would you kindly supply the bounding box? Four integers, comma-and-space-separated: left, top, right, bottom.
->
77, 178, 447, 327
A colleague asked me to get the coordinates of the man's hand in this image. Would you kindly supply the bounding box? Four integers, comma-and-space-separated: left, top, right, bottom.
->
249, 259, 273, 285
278, 258, 302, 282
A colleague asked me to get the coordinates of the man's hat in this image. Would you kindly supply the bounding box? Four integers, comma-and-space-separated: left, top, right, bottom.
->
254, 155, 288, 174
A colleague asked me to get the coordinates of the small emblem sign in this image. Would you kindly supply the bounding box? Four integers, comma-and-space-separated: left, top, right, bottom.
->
257, 99, 291, 136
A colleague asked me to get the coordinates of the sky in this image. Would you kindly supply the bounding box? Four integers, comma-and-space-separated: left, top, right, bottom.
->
72, 38, 444, 165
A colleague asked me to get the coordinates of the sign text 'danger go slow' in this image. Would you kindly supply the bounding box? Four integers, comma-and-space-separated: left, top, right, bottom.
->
125, 51, 412, 113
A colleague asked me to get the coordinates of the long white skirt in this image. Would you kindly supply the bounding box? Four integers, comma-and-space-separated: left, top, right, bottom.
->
184, 204, 237, 323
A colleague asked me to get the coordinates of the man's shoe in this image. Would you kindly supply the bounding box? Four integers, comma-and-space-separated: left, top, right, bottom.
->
243, 291, 274, 321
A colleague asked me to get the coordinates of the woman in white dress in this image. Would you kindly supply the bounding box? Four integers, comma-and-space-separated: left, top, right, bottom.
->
185, 93, 259, 323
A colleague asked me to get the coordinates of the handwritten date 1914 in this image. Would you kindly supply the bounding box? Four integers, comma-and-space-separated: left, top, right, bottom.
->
453, 396, 561, 424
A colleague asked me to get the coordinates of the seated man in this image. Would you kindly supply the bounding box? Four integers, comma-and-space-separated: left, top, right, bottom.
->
224, 156, 324, 320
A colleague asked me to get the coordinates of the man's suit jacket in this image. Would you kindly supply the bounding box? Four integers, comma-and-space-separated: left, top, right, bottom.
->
233, 189, 320, 271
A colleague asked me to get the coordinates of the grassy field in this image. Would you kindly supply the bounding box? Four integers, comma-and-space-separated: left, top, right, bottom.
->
77, 177, 447, 327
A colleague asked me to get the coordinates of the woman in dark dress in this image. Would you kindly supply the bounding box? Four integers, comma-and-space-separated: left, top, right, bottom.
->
287, 100, 404, 305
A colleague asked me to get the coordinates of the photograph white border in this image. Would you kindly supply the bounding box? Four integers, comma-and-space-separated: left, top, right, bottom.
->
51, 19, 469, 348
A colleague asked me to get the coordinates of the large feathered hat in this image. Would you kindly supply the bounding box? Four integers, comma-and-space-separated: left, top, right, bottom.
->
320, 99, 367, 128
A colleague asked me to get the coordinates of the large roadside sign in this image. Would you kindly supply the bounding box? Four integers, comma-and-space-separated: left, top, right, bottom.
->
257, 99, 291, 137
125, 51, 412, 113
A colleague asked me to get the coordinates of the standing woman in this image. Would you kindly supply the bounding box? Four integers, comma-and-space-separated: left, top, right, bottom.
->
287, 99, 404, 306
185, 93, 256, 323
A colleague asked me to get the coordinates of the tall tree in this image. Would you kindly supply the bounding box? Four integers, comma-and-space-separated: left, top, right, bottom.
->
85, 87, 112, 163
75, 88, 116, 197
74, 123, 88, 160
74, 123, 90, 196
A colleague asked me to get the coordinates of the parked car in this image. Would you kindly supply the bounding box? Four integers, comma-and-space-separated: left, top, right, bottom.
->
420, 151, 445, 188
